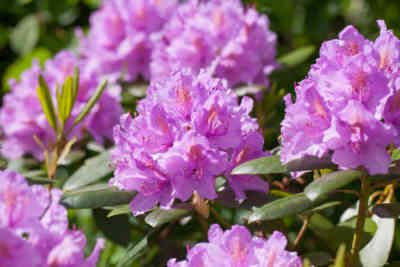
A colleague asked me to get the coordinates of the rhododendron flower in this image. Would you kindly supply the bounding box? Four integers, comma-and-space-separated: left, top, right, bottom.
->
0, 170, 104, 266
151, 0, 278, 89
167, 224, 302, 267
111, 70, 268, 215
281, 20, 400, 175
78, 0, 177, 82
0, 50, 122, 160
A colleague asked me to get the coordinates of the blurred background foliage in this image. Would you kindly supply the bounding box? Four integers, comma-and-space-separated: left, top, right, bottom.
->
3, 0, 400, 266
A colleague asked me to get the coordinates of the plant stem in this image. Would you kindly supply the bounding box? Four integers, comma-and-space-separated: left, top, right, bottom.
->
349, 175, 370, 267
210, 206, 231, 229
294, 215, 310, 246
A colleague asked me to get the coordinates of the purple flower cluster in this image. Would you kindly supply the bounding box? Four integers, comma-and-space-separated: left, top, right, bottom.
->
151, 0, 278, 88
77, 0, 178, 82
0, 50, 123, 160
281, 20, 400, 175
111, 70, 269, 215
0, 170, 104, 266
168, 224, 302, 267
79, 0, 278, 88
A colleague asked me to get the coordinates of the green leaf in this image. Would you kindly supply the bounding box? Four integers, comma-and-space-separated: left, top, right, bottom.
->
308, 214, 375, 252
301, 201, 342, 216
392, 149, 400, 161
303, 251, 332, 267
73, 80, 107, 126
107, 205, 131, 218
372, 203, 400, 218
93, 208, 132, 246
37, 75, 57, 130
359, 215, 395, 267
10, 15, 40, 55
304, 170, 361, 201
58, 76, 74, 123
117, 236, 148, 267
231, 155, 287, 175
285, 154, 336, 172
248, 193, 314, 223
3, 48, 52, 93
231, 154, 337, 175
333, 243, 346, 267
145, 208, 191, 228
26, 176, 54, 185
278, 45, 316, 67
61, 184, 135, 209
63, 150, 112, 191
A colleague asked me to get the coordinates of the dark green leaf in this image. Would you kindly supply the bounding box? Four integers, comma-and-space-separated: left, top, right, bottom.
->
285, 154, 336, 172
61, 184, 135, 209
301, 201, 342, 216
303, 251, 332, 266
278, 45, 316, 67
231, 155, 287, 175
305, 170, 361, 201
10, 15, 39, 55
93, 208, 132, 246
37, 75, 57, 130
63, 150, 112, 191
26, 176, 54, 185
248, 193, 315, 223
145, 208, 191, 228
359, 215, 395, 267
107, 205, 131, 218
372, 203, 400, 218
117, 236, 148, 267
73, 80, 107, 125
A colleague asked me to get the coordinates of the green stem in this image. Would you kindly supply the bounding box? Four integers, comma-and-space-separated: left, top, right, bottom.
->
349, 176, 370, 267
210, 206, 231, 229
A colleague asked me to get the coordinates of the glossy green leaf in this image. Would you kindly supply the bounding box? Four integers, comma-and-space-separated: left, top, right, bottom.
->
231, 155, 287, 175
305, 170, 361, 201
285, 154, 336, 172
61, 184, 135, 209
278, 45, 316, 67
10, 15, 39, 55
116, 236, 148, 267
301, 201, 342, 216
145, 208, 191, 228
73, 80, 107, 126
372, 203, 400, 218
37, 75, 57, 130
107, 205, 131, 218
248, 193, 314, 223
359, 215, 395, 267
63, 150, 112, 191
